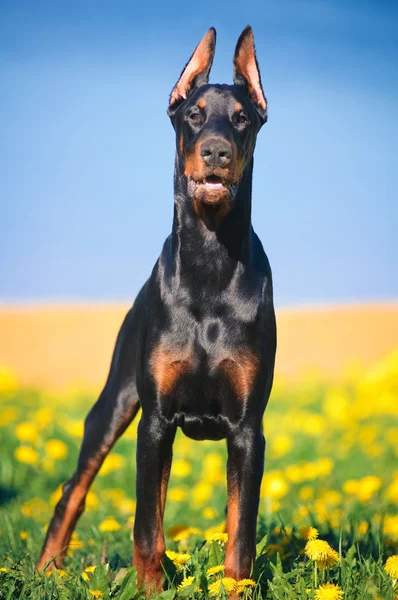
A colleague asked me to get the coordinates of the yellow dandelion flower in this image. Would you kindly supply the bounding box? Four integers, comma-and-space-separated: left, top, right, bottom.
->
305, 539, 335, 563
236, 578, 256, 593
357, 476, 382, 502
300, 526, 319, 541
384, 516, 398, 539
47, 568, 68, 578
315, 583, 344, 600
318, 547, 339, 569
81, 565, 96, 581
64, 419, 84, 438
192, 481, 213, 507
165, 550, 191, 569
19, 531, 28, 540
172, 459, 192, 478
177, 576, 195, 591
261, 470, 289, 500
0, 567, 8, 572
98, 453, 126, 476
86, 491, 99, 511
21, 497, 48, 519
98, 517, 121, 532
15, 422, 39, 444
207, 564, 224, 577
45, 439, 68, 460
171, 526, 202, 542
207, 532, 228, 544
168, 487, 187, 502
208, 577, 237, 597
203, 507, 217, 520
385, 555, 398, 579
88, 591, 103, 598
14, 446, 39, 465
34, 407, 54, 429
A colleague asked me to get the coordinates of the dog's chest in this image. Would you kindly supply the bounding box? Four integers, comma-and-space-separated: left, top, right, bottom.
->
149, 309, 260, 437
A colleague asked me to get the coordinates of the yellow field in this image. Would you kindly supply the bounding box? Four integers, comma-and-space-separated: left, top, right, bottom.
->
0, 302, 397, 389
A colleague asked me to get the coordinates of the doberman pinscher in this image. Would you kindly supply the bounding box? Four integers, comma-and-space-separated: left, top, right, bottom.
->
38, 25, 276, 593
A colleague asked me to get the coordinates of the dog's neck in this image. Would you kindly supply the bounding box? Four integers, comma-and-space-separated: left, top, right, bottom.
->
170, 155, 254, 272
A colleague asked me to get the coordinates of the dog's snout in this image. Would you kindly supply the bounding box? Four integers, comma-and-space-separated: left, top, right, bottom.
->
200, 138, 232, 168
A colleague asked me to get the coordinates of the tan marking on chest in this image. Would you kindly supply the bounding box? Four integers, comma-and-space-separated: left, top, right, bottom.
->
219, 349, 259, 400
151, 347, 192, 396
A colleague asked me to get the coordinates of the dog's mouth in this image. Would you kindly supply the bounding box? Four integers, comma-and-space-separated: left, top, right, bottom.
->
187, 175, 237, 203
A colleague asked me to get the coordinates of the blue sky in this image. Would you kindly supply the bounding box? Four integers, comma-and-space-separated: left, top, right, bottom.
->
1, 0, 397, 306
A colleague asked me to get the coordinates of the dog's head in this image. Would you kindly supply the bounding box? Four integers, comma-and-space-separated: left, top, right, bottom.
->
168, 26, 266, 218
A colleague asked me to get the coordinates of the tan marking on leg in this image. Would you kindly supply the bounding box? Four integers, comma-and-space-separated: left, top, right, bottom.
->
37, 453, 105, 570
225, 485, 242, 581
220, 348, 259, 400
151, 346, 192, 396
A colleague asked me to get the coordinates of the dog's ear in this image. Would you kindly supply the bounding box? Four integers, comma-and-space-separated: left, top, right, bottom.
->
168, 28, 216, 116
233, 26, 267, 123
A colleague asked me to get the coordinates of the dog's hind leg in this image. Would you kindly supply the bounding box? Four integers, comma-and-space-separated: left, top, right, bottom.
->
37, 290, 146, 571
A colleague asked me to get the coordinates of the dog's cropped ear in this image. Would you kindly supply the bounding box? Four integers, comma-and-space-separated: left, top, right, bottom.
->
233, 26, 267, 123
168, 28, 216, 117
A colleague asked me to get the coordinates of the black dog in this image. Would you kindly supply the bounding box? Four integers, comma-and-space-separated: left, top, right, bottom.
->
38, 25, 276, 593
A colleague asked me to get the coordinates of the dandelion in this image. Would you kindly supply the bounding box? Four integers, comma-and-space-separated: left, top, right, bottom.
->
45, 439, 68, 460
168, 487, 187, 502
300, 526, 319, 541
19, 531, 28, 540
207, 532, 228, 544
88, 591, 103, 598
98, 517, 121, 532
15, 422, 38, 443
315, 583, 344, 600
305, 539, 339, 586
172, 459, 192, 478
0, 567, 8, 572
165, 550, 191, 569
385, 555, 398, 579
305, 539, 335, 562
81, 566, 96, 582
177, 576, 195, 591
208, 577, 237, 597
203, 507, 217, 520
319, 548, 339, 569
384, 516, 398, 539
21, 497, 48, 519
169, 526, 202, 542
261, 471, 289, 500
99, 453, 126, 476
14, 446, 39, 465
207, 564, 224, 577
192, 481, 213, 506
86, 491, 99, 511
236, 578, 256, 593
47, 568, 67, 578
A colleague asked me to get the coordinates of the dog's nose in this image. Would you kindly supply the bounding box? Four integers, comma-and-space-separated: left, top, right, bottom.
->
200, 138, 232, 168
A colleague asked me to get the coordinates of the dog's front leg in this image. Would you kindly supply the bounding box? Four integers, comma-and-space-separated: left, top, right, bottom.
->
133, 414, 176, 595
225, 426, 265, 583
